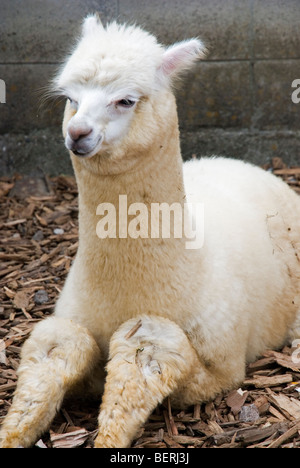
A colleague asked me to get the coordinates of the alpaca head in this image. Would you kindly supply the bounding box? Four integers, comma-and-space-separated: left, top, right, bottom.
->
53, 14, 206, 169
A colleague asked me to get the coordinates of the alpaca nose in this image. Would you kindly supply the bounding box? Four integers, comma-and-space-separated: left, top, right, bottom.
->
68, 126, 92, 142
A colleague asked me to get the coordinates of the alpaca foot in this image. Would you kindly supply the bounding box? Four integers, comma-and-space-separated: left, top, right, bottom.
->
94, 315, 199, 448
0, 317, 101, 448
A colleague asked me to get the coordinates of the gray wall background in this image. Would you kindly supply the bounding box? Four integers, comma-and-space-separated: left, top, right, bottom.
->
0, 0, 299, 176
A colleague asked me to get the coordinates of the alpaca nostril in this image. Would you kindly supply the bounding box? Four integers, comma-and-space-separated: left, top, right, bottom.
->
69, 126, 92, 142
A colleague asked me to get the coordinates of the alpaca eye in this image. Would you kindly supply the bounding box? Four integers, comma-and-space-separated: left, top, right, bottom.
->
117, 99, 135, 108
68, 97, 78, 109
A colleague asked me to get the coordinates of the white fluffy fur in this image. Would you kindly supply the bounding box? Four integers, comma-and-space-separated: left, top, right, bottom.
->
1, 14, 300, 448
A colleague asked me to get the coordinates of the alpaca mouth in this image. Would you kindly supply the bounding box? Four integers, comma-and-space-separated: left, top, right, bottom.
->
70, 136, 103, 158
72, 149, 90, 157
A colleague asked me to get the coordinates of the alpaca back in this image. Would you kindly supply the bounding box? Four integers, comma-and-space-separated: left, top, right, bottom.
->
183, 157, 300, 361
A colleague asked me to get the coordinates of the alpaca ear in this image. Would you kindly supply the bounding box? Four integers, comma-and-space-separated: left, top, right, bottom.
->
159, 39, 206, 82
82, 12, 104, 36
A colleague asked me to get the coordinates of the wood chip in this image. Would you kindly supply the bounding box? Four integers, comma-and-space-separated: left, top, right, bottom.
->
267, 420, 300, 448
13, 291, 30, 310
264, 349, 300, 372
50, 428, 91, 448
266, 389, 300, 420
1, 218, 27, 227
243, 374, 293, 388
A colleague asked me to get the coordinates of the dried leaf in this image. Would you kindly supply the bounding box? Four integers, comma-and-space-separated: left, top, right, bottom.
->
226, 388, 248, 414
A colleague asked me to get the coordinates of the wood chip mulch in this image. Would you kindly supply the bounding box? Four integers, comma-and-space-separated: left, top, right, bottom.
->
1, 157, 300, 448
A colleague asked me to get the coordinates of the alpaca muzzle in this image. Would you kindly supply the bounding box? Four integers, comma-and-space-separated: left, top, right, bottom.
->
66, 131, 102, 157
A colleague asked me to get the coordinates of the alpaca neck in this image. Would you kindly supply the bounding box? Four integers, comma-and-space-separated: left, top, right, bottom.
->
67, 94, 200, 332
72, 94, 187, 253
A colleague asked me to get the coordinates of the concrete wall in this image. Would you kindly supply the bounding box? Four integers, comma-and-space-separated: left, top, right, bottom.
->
0, 0, 299, 175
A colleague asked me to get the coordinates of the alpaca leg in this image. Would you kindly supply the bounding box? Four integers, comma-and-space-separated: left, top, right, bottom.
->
0, 316, 101, 448
171, 345, 246, 409
94, 315, 200, 448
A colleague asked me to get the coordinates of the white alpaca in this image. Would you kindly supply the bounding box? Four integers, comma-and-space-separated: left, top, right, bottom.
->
1, 14, 300, 448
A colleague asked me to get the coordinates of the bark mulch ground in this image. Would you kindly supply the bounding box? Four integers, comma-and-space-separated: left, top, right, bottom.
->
1, 157, 300, 448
